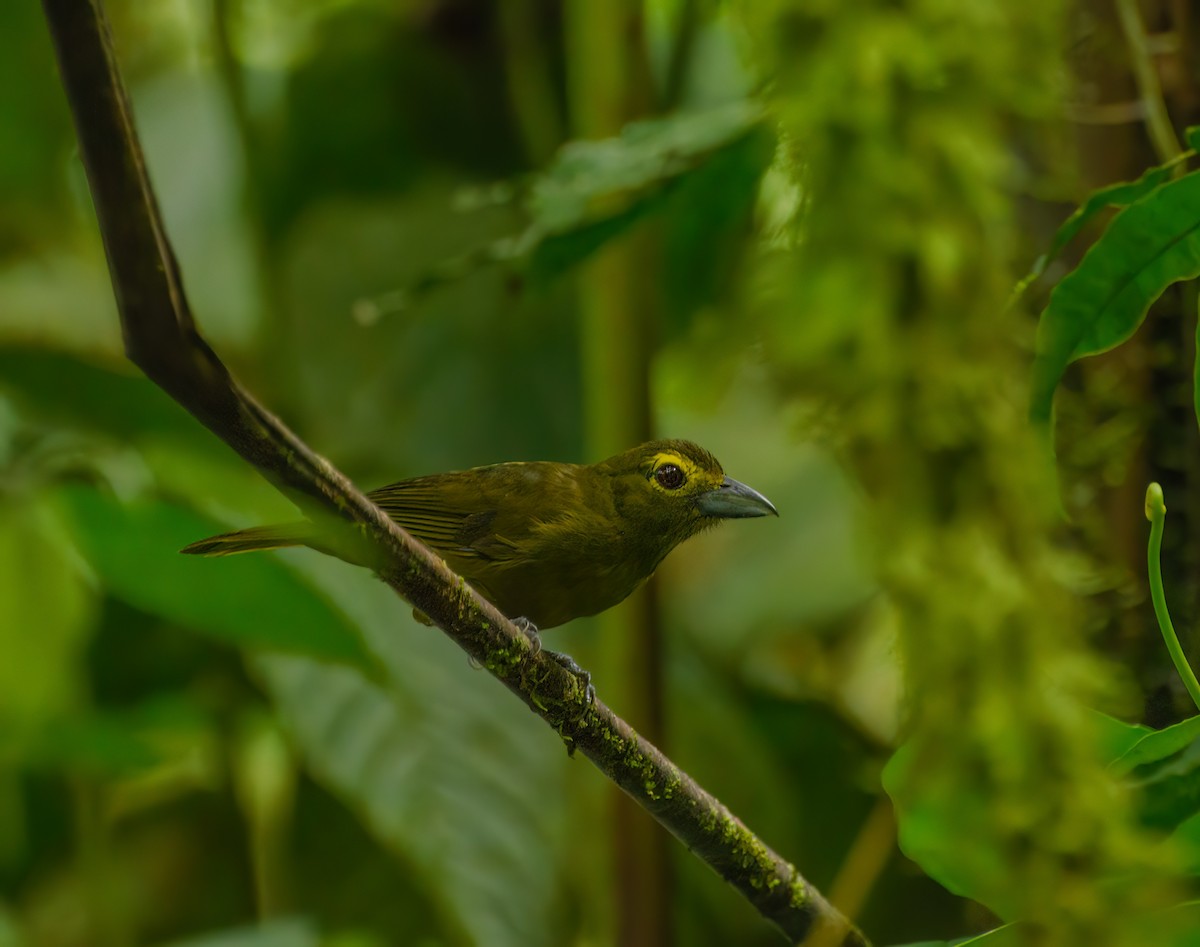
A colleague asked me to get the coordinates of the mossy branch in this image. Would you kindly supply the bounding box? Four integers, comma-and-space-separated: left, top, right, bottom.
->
38, 2, 867, 944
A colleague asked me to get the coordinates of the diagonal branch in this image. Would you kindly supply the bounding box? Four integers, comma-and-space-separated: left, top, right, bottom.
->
39, 3, 867, 944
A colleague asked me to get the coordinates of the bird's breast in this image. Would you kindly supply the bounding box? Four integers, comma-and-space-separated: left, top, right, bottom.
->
452, 525, 650, 629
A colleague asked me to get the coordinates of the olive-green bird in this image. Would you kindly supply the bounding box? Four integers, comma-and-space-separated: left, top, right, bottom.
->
181, 439, 777, 631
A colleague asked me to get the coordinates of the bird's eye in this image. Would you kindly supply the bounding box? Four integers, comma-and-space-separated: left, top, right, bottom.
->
654, 463, 686, 490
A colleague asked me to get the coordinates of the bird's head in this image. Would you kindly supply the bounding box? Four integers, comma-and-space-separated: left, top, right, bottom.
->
599, 439, 777, 558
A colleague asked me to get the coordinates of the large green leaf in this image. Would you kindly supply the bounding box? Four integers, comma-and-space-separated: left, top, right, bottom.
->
58, 485, 374, 672
383, 102, 770, 306
1096, 714, 1200, 834
1126, 733, 1200, 832
1111, 716, 1200, 776
883, 741, 1016, 919
1012, 160, 1181, 304
0, 348, 210, 448
528, 102, 763, 231
1030, 169, 1200, 423
255, 562, 574, 947
1091, 709, 1156, 764
520, 101, 768, 283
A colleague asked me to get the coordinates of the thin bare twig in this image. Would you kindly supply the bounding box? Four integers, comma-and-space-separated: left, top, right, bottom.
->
38, 3, 867, 944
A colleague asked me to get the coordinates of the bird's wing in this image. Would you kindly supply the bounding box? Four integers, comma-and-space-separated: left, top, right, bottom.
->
366, 469, 532, 562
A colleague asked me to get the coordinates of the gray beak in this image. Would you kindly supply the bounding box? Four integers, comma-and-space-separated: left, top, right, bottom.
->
696, 476, 779, 519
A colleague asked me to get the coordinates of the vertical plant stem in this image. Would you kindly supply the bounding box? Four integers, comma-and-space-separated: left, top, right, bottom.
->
1145, 482, 1200, 712
663, 0, 701, 110
232, 714, 296, 918
825, 797, 895, 924
1116, 0, 1184, 165
210, 0, 287, 375
497, 0, 564, 166
564, 4, 669, 945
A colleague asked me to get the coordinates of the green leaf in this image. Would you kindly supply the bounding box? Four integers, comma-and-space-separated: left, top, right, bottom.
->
1169, 810, 1200, 874
1091, 709, 1156, 765
889, 927, 1022, 947
16, 714, 161, 774
1127, 734, 1200, 831
256, 566, 574, 947
0, 347, 210, 449
1014, 161, 1178, 303
521, 103, 769, 284
955, 925, 1022, 946
391, 103, 769, 303
1105, 716, 1200, 832
12, 694, 214, 779
888, 941, 954, 946
57, 485, 374, 673
526, 101, 762, 231
1186, 126, 1200, 153
0, 494, 207, 778
883, 742, 1017, 919
658, 127, 774, 336
1030, 169, 1200, 423
1111, 716, 1200, 775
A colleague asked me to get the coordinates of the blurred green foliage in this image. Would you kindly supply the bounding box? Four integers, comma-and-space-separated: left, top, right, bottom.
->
6, 1, 1200, 946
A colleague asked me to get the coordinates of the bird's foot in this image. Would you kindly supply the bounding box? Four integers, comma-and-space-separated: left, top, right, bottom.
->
544, 649, 595, 710
513, 616, 596, 716
512, 616, 542, 655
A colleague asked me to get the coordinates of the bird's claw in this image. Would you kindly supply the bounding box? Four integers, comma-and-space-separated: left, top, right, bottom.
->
513, 617, 595, 713
545, 648, 596, 710
512, 616, 542, 656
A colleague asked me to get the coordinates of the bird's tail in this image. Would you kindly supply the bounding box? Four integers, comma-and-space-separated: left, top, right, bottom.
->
180, 522, 312, 557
